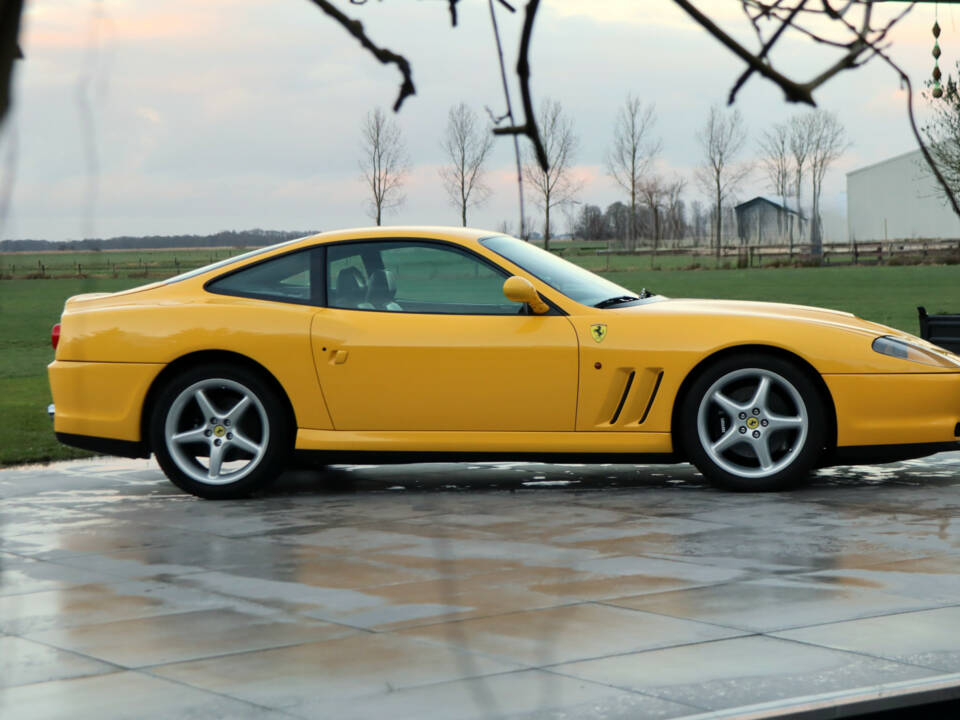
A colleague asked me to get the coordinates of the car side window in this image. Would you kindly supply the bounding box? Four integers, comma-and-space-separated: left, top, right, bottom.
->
327, 241, 518, 315
206, 248, 321, 305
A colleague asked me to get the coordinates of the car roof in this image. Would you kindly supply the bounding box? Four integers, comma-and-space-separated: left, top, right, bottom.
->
304, 226, 495, 245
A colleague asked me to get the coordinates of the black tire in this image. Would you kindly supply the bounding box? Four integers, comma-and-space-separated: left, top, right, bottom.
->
678, 353, 827, 491
149, 363, 290, 499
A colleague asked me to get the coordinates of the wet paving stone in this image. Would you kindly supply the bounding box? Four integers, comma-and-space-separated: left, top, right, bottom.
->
773, 605, 960, 672
552, 635, 936, 712
0, 671, 298, 720
1, 452, 959, 718
605, 576, 943, 633
0, 635, 117, 689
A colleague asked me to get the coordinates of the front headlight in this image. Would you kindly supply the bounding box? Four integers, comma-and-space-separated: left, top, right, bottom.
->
872, 336, 960, 368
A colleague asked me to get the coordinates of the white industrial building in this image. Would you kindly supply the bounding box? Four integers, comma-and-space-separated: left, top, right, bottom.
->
847, 148, 960, 242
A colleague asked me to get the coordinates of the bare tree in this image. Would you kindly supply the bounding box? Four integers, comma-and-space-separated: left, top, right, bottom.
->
639, 178, 665, 250
606, 96, 660, 250
573, 204, 607, 241
758, 121, 792, 241
696, 105, 751, 259
690, 200, 707, 244
640, 175, 685, 266
665, 179, 688, 241
359, 107, 410, 226
523, 99, 580, 251
923, 75, 960, 201
808, 110, 849, 253
439, 103, 494, 227
788, 113, 815, 248
604, 202, 630, 247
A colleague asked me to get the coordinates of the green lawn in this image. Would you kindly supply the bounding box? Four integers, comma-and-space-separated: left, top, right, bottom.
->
605, 263, 959, 333
0, 277, 140, 465
1, 258, 958, 466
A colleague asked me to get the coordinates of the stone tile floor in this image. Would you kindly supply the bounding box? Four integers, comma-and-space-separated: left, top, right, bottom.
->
1, 452, 960, 719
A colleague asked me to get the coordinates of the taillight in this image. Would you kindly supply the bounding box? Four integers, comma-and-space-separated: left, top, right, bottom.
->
51, 323, 61, 350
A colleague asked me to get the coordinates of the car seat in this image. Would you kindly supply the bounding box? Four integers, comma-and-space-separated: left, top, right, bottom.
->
367, 269, 402, 311
335, 267, 373, 309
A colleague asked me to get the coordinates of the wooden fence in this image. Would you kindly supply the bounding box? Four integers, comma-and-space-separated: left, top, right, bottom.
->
0, 250, 237, 280
595, 239, 960, 266
3, 239, 959, 280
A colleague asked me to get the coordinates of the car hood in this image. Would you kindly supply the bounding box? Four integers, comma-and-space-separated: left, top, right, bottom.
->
621, 297, 912, 340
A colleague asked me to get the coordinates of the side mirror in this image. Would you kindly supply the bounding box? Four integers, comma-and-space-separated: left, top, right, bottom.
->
503, 276, 549, 315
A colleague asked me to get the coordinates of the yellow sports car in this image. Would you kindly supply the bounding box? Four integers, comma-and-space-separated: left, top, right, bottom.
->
48, 227, 960, 498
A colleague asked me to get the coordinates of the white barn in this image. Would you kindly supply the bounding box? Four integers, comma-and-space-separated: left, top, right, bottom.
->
847, 148, 960, 242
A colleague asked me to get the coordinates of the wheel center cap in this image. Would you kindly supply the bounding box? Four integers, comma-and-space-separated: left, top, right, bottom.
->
213, 425, 227, 438
746, 417, 760, 430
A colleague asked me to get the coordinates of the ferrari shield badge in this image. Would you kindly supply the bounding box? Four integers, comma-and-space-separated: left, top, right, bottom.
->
590, 323, 607, 343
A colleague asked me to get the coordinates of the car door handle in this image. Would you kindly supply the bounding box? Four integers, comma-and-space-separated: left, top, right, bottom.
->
333, 350, 349, 365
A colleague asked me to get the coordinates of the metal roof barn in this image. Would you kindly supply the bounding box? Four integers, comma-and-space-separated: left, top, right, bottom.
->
847, 148, 960, 242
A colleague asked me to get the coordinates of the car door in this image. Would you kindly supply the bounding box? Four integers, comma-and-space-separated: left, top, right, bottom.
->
311, 239, 579, 432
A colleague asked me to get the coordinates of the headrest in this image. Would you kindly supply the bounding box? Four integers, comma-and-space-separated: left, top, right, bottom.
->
336, 266, 367, 302
367, 269, 397, 301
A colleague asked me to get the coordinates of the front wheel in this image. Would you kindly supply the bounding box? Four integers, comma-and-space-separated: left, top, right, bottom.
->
678, 354, 827, 491
150, 364, 290, 499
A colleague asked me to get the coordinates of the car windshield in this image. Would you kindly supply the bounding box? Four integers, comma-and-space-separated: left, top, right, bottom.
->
480, 235, 642, 307
163, 236, 309, 284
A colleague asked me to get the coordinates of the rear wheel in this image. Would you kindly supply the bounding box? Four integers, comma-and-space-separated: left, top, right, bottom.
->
150, 364, 290, 499
679, 354, 826, 491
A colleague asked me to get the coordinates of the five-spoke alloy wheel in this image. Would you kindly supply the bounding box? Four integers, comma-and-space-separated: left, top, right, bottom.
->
150, 363, 289, 498
679, 354, 826, 491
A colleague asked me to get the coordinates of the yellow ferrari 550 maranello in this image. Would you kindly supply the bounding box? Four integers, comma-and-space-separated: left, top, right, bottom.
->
48, 227, 960, 498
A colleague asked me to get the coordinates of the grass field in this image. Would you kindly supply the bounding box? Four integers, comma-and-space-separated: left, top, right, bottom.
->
0, 277, 136, 465
0, 247, 240, 279
1, 251, 958, 466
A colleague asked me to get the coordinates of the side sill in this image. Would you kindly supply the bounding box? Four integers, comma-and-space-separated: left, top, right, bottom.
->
292, 450, 681, 466
56, 432, 150, 459
821, 441, 960, 467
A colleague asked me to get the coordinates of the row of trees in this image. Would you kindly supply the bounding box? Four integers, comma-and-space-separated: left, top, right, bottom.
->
359, 98, 849, 255
570, 198, 731, 247
757, 112, 848, 253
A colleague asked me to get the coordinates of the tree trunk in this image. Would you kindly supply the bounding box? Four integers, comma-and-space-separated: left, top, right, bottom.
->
810, 179, 822, 257
793, 170, 802, 252
652, 208, 660, 268
544, 203, 551, 252
715, 177, 722, 261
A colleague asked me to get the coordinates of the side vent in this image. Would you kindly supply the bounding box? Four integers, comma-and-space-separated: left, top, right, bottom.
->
637, 370, 664, 425
609, 371, 636, 425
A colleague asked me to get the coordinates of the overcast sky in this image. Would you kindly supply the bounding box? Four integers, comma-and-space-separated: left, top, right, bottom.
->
1, 0, 956, 241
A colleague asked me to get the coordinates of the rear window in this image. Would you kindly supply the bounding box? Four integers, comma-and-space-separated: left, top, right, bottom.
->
205, 248, 323, 305
164, 236, 309, 284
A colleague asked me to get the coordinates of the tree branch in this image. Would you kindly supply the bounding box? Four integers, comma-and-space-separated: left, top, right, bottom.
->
487, 0, 526, 238
0, 0, 24, 127
672, 0, 816, 104
306, 0, 415, 112
873, 51, 960, 219
491, 0, 548, 171
728, 0, 806, 104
